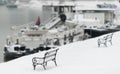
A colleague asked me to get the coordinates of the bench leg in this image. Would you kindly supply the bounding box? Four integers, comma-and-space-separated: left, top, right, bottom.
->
43, 65, 46, 70
33, 64, 36, 70
110, 41, 112, 45
104, 43, 107, 47
53, 60, 57, 66
42, 63, 46, 70
45, 62, 47, 66
98, 43, 100, 47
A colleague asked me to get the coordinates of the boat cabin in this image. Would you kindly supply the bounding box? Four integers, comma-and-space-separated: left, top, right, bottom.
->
43, 2, 75, 20
73, 1, 119, 27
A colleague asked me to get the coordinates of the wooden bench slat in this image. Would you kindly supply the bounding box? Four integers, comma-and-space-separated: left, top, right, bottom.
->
98, 33, 113, 47
32, 48, 59, 70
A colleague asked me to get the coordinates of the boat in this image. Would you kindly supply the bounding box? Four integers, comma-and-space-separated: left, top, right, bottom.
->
68, 0, 119, 29
0, 0, 5, 5
6, 0, 18, 8
4, 0, 120, 61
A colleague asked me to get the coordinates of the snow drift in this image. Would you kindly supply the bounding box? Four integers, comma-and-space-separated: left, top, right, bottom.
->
0, 31, 120, 74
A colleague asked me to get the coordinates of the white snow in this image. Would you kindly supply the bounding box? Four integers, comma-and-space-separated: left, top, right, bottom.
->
1, 31, 120, 74
74, 0, 119, 10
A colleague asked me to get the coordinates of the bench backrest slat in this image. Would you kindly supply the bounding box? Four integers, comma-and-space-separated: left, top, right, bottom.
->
98, 33, 114, 47
106, 33, 113, 41
32, 48, 59, 65
44, 48, 59, 62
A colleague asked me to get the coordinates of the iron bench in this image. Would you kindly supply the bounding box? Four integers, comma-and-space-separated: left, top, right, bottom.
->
32, 48, 59, 70
98, 33, 113, 47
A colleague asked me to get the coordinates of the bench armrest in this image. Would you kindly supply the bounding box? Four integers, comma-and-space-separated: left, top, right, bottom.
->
32, 57, 45, 64
98, 36, 107, 43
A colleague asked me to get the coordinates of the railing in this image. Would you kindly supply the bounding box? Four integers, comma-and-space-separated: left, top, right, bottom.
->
11, 14, 59, 31
46, 17, 60, 29
11, 21, 35, 31
41, 14, 58, 25
6, 24, 85, 49
40, 15, 60, 30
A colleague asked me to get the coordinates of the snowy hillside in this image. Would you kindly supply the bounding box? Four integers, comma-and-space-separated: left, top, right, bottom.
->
0, 31, 120, 74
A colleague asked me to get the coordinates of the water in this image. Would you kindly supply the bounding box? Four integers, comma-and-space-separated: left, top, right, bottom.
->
0, 6, 52, 62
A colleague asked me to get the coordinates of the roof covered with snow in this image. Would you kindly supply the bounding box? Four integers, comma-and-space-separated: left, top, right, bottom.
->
74, 1, 120, 11
43, 0, 120, 11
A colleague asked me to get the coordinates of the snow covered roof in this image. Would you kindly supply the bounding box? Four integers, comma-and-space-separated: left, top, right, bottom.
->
43, 1, 120, 11
43, 3, 75, 7
74, 1, 120, 11
43, 1, 75, 6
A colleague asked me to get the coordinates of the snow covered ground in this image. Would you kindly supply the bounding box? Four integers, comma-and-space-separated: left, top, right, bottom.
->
1, 31, 120, 74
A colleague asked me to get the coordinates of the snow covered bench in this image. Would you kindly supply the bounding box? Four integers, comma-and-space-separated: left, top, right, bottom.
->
32, 48, 59, 70
98, 33, 113, 47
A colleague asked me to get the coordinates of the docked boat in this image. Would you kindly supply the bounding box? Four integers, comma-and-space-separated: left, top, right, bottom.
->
6, 0, 18, 8
4, 0, 120, 61
0, 0, 5, 5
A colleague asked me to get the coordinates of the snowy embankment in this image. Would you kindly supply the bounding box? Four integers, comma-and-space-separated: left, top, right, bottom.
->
0, 31, 120, 74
